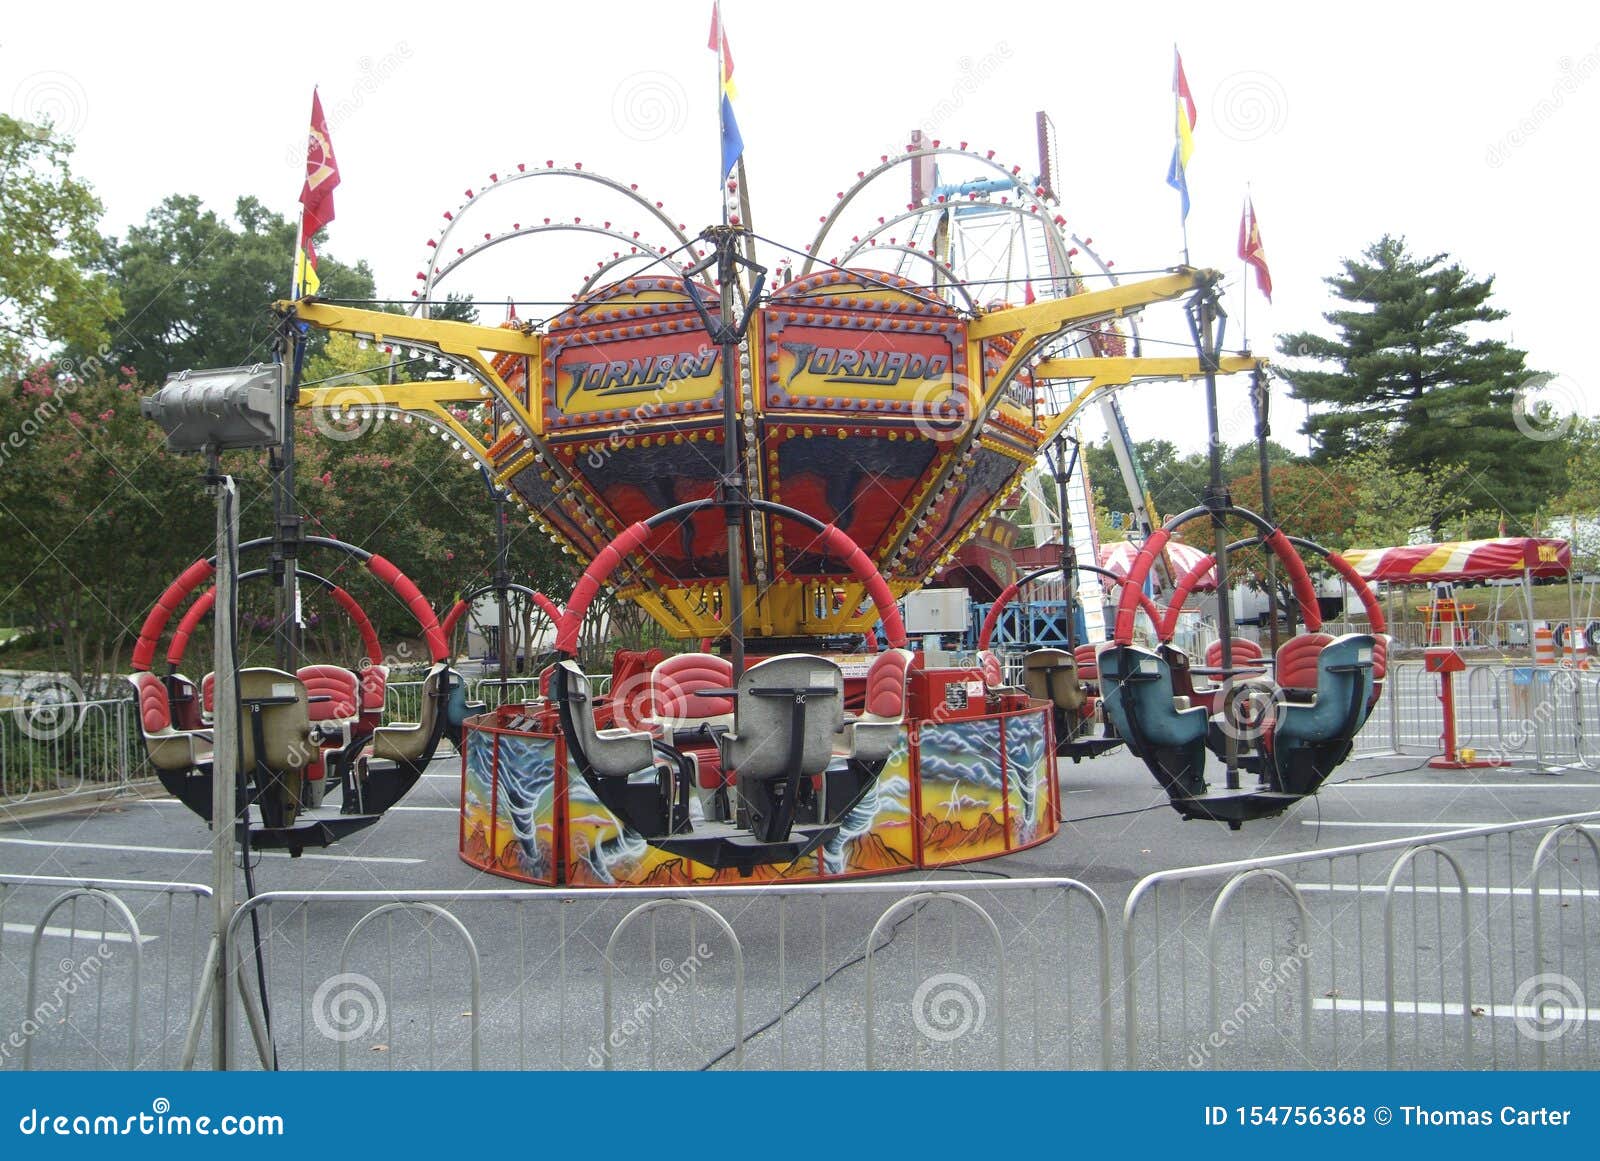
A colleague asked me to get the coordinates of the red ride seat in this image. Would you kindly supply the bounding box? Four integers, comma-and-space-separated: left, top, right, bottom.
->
295, 665, 362, 781
652, 653, 734, 731
1273, 633, 1334, 703
201, 671, 216, 722
1074, 644, 1100, 683
1204, 638, 1265, 670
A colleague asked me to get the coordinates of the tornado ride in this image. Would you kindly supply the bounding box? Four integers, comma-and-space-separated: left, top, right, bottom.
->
135, 126, 1383, 883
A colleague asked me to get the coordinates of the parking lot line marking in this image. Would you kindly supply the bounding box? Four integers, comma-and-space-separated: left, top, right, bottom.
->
1299, 883, 1599, 899
1301, 820, 1600, 832
2, 922, 156, 944
136, 797, 458, 814
421, 773, 458, 781
0, 837, 424, 865
1314, 997, 1600, 1022
1326, 782, 1600, 791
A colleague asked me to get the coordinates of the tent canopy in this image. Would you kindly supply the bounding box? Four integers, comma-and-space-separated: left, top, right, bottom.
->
1340, 537, 1570, 584
1101, 540, 1218, 590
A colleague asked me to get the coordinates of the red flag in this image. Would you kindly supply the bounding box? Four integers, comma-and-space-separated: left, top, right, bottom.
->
708, 2, 735, 80
1237, 196, 1272, 302
299, 89, 340, 266
1173, 48, 1197, 133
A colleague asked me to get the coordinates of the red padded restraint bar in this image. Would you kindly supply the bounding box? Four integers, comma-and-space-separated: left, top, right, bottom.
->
164, 583, 384, 670
1113, 529, 1172, 644
555, 520, 654, 656
553, 518, 909, 656
365, 554, 448, 662
1263, 529, 1323, 633
132, 559, 216, 672
1324, 550, 1386, 633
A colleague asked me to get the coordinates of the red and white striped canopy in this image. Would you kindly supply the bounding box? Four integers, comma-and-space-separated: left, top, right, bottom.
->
1340, 538, 1570, 584
1100, 539, 1218, 590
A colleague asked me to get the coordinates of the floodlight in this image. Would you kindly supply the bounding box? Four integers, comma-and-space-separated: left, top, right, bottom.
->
141, 364, 284, 454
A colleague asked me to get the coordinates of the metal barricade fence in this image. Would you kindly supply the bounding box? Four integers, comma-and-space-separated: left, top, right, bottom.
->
222, 878, 1112, 1071
0, 695, 148, 806
1122, 811, 1600, 1070
0, 874, 212, 1070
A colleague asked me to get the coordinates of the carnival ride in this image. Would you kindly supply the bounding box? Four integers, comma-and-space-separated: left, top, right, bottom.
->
130, 535, 459, 852
133, 114, 1387, 883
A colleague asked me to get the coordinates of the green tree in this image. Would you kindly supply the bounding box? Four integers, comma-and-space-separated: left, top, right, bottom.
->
0, 115, 121, 372
0, 364, 213, 691
97, 194, 375, 384
1277, 235, 1564, 531
1084, 436, 1299, 524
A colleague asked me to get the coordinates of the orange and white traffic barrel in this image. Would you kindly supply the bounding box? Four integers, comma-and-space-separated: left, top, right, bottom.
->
1534, 625, 1555, 665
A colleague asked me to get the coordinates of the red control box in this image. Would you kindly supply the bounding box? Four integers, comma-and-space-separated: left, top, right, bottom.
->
909, 666, 990, 722
1424, 647, 1466, 674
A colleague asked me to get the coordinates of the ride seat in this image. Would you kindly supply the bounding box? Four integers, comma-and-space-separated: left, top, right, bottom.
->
128, 671, 212, 773
835, 648, 913, 765
554, 660, 657, 778
1204, 638, 1265, 670
370, 663, 450, 768
1022, 648, 1086, 712
651, 652, 734, 743
1097, 644, 1210, 799
719, 654, 845, 781
200, 671, 215, 724
1073, 644, 1100, 683
358, 665, 387, 726
236, 668, 315, 825
1273, 633, 1334, 703
1266, 634, 1377, 795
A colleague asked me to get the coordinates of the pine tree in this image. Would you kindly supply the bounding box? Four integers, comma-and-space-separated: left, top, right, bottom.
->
1277, 235, 1565, 533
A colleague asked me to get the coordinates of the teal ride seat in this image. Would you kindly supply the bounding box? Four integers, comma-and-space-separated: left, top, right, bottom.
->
1266, 633, 1376, 796
1099, 644, 1209, 800
444, 671, 487, 750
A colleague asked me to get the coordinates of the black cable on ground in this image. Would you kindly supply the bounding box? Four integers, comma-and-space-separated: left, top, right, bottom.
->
697, 864, 1014, 1070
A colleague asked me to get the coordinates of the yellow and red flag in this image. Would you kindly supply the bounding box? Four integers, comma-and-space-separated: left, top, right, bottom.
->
1165, 48, 1197, 220
1237, 196, 1272, 301
297, 89, 339, 296
708, 2, 744, 181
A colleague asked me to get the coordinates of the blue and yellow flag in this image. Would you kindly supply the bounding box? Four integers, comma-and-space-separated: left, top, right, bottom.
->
1165, 48, 1197, 221
709, 2, 744, 181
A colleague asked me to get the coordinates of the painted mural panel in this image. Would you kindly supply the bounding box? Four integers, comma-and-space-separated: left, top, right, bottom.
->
821, 736, 916, 876
460, 728, 497, 872
1003, 709, 1049, 848
917, 717, 1009, 863
492, 733, 559, 884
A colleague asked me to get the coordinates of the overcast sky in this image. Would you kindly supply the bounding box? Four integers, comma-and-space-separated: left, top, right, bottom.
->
7, 0, 1597, 455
